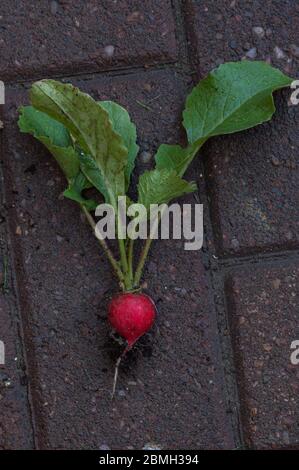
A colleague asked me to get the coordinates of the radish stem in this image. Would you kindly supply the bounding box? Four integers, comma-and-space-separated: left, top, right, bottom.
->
134, 211, 162, 287
82, 205, 125, 289
134, 237, 153, 287
128, 239, 134, 284
118, 238, 130, 288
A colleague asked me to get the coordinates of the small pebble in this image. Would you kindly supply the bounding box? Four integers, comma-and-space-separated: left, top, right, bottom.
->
127, 11, 143, 23
229, 40, 237, 50
271, 156, 280, 166
252, 26, 265, 38
274, 46, 285, 60
174, 287, 187, 296
143, 443, 162, 450
99, 444, 110, 450
140, 151, 152, 164
231, 238, 240, 249
56, 235, 64, 243
272, 279, 281, 289
282, 431, 290, 445
246, 47, 257, 59
103, 45, 115, 58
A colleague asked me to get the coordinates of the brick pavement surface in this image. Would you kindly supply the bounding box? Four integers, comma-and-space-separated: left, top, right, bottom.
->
0, 0, 177, 81
184, 0, 299, 255
0, 0, 298, 449
227, 263, 299, 449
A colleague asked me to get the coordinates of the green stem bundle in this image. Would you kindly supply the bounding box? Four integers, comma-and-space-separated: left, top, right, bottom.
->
83, 205, 158, 292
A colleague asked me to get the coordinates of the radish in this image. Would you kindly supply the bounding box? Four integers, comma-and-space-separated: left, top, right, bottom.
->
108, 293, 156, 348
18, 62, 292, 396
108, 292, 156, 396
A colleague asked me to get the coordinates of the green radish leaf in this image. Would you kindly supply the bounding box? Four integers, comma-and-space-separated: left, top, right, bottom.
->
63, 172, 97, 210
78, 151, 110, 202
138, 168, 197, 213
99, 101, 139, 190
155, 141, 204, 177
183, 61, 292, 144
18, 106, 97, 210
18, 105, 79, 180
30, 80, 128, 205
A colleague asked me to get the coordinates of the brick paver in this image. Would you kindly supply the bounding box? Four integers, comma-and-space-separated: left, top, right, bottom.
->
184, 0, 299, 77
0, 277, 33, 449
227, 264, 299, 449
0, 1, 177, 81
0, 0, 298, 450
204, 94, 299, 255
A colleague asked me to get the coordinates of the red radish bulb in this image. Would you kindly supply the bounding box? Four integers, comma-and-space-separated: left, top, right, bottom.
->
108, 293, 156, 347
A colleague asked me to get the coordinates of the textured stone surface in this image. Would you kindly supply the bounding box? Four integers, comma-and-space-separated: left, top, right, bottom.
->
184, 0, 299, 254
0, 0, 298, 451
0, 131, 33, 448
0, 286, 33, 448
0, 0, 178, 81
204, 94, 299, 255
1, 71, 233, 449
227, 264, 299, 449
185, 0, 299, 77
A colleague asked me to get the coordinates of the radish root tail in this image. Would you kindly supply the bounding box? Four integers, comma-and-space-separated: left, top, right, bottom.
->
111, 344, 132, 399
